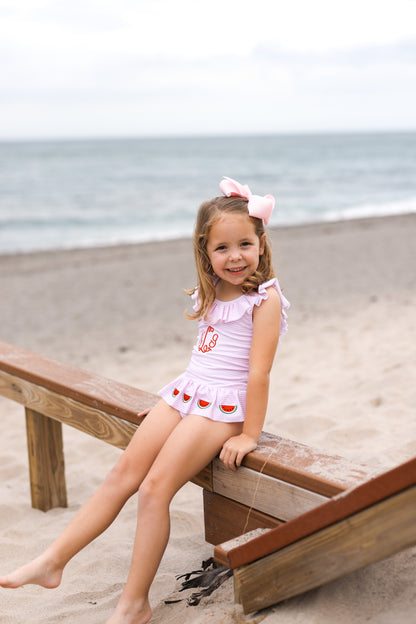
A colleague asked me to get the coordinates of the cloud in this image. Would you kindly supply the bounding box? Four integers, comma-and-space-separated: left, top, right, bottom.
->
254, 37, 416, 67
0, 0, 415, 138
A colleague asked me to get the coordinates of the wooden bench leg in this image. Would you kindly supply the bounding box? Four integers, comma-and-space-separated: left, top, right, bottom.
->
25, 408, 68, 511
203, 490, 282, 545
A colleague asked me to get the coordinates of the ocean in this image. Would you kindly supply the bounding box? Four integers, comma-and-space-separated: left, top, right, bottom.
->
0, 132, 415, 255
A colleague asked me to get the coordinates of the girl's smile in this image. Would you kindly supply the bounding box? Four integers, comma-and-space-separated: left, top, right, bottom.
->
206, 212, 266, 298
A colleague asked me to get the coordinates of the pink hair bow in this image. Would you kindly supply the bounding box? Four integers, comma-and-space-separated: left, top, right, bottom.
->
219, 176, 275, 226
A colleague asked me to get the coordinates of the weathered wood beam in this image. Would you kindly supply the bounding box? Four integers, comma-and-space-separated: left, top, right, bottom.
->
216, 455, 416, 570
0, 369, 211, 504
25, 408, 67, 511
1, 341, 376, 497
0, 340, 157, 424
212, 459, 328, 522
214, 527, 273, 567
233, 485, 416, 614
243, 431, 374, 496
0, 369, 141, 449
203, 490, 281, 547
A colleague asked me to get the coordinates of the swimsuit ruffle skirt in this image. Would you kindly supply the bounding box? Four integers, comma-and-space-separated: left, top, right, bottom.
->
158, 278, 290, 423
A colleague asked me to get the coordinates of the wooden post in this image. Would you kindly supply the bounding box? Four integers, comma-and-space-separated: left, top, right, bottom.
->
25, 408, 68, 511
203, 490, 281, 545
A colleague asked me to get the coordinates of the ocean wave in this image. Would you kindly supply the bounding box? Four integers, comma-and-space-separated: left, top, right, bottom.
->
1, 197, 414, 256
321, 196, 416, 223
1, 132, 415, 254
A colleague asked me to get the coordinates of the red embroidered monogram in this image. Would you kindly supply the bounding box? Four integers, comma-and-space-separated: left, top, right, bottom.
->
198, 325, 219, 353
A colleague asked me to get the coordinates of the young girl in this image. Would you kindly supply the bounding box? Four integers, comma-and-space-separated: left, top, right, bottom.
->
0, 176, 289, 624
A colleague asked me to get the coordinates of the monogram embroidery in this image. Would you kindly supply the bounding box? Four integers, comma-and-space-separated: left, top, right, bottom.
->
198, 325, 219, 353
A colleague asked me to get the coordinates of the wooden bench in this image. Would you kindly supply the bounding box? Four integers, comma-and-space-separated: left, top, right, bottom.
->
0, 340, 376, 549
214, 456, 416, 614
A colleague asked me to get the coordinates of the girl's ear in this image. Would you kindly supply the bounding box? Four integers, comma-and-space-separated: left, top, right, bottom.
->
259, 233, 267, 255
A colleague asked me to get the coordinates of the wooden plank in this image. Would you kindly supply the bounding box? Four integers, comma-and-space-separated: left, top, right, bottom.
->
0, 340, 158, 424
25, 408, 67, 511
245, 431, 376, 496
195, 465, 213, 491
203, 490, 281, 547
212, 459, 328, 522
0, 343, 375, 496
220, 455, 416, 569
0, 369, 141, 449
215, 528, 272, 568
234, 485, 416, 614
0, 341, 375, 499
0, 369, 210, 491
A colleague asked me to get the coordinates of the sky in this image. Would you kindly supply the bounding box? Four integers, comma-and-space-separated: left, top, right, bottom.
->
1, 0, 416, 140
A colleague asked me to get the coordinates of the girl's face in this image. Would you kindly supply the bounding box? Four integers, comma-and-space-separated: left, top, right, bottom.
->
206, 212, 265, 296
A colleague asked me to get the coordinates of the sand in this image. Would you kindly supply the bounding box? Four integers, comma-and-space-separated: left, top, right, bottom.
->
0, 213, 415, 623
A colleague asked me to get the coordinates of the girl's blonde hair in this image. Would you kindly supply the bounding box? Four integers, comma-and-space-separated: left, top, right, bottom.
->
186, 195, 275, 320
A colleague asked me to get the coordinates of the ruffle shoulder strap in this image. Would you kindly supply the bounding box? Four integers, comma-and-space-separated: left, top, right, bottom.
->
194, 278, 290, 335
255, 278, 290, 336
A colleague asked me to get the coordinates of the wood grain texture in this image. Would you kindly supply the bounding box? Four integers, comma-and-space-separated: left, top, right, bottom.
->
212, 459, 328, 522
244, 431, 375, 496
203, 490, 281, 548
221, 455, 416, 570
214, 528, 273, 568
0, 340, 158, 423
0, 369, 140, 449
0, 369, 209, 493
25, 408, 67, 511
234, 485, 416, 614
0, 342, 375, 494
0, 341, 376, 504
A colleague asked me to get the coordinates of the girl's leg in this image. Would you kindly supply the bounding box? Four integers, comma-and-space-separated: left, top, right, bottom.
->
0, 401, 182, 590
107, 414, 242, 624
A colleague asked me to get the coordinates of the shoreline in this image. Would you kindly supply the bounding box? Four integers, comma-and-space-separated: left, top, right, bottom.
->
1, 211, 415, 262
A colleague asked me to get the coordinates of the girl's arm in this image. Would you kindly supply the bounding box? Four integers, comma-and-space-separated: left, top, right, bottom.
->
219, 288, 281, 471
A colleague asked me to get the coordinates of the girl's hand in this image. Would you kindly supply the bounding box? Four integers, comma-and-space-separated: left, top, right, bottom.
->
219, 433, 258, 471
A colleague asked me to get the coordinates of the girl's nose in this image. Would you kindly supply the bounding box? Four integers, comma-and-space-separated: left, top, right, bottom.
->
229, 248, 242, 261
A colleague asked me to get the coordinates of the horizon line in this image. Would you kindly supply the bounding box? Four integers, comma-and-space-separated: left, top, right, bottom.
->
1, 127, 416, 144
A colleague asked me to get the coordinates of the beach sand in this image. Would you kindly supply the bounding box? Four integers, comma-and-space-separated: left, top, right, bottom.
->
0, 214, 415, 623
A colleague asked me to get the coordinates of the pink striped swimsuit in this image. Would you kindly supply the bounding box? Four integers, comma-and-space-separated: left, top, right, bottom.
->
158, 278, 289, 423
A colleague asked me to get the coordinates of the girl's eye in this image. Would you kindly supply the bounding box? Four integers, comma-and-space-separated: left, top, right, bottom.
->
215, 245, 227, 251
241, 241, 252, 247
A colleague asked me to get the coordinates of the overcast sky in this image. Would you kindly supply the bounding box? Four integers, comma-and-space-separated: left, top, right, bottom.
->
1, 0, 416, 140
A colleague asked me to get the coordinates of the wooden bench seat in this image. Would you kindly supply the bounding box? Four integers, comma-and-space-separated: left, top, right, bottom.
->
0, 340, 376, 545
0, 339, 157, 426
201, 432, 377, 544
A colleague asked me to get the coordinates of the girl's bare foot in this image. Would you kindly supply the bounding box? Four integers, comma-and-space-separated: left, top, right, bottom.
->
105, 596, 152, 624
0, 552, 63, 589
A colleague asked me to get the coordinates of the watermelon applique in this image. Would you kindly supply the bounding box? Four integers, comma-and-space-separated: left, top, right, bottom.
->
219, 404, 238, 414
197, 399, 211, 409
172, 388, 192, 403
